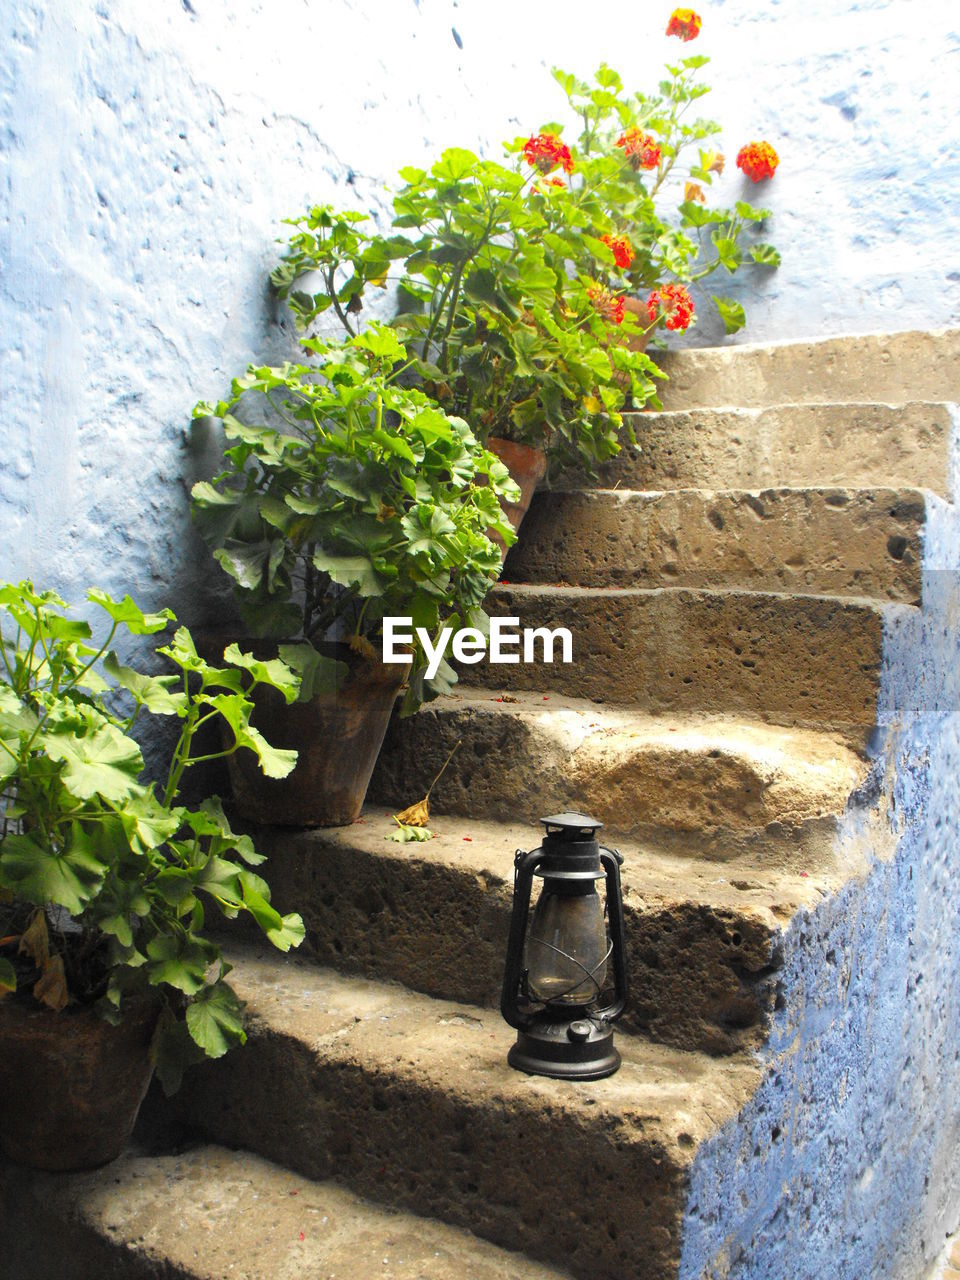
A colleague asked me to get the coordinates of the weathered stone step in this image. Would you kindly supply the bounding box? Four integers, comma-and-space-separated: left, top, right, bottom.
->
369, 688, 867, 839
569, 402, 955, 497
471, 584, 897, 731
504, 486, 925, 602
1, 1144, 573, 1280
169, 947, 764, 1280
653, 328, 960, 410
251, 808, 843, 1055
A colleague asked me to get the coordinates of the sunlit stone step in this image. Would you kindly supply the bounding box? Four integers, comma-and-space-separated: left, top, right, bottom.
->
569, 402, 955, 497
504, 486, 926, 602
652, 328, 960, 411
166, 947, 764, 1280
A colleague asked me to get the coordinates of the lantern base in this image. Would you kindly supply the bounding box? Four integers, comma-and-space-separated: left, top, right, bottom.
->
507, 1018, 621, 1081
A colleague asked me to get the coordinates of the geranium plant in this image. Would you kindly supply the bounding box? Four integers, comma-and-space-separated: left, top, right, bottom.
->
191, 325, 518, 711
0, 581, 304, 1092
270, 148, 664, 469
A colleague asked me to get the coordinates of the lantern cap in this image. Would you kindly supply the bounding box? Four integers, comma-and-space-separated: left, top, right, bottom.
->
540, 812, 603, 835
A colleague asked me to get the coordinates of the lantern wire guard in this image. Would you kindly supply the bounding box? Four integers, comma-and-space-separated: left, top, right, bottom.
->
500, 813, 628, 1080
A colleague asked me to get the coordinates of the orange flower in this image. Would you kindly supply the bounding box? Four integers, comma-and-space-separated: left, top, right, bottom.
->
589, 286, 626, 325
684, 182, 706, 204
616, 126, 662, 172
736, 141, 779, 182
601, 234, 635, 269
523, 132, 574, 175
666, 8, 702, 40
646, 283, 695, 332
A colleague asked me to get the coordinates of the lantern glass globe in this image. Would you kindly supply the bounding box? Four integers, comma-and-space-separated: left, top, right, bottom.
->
526, 886, 609, 1005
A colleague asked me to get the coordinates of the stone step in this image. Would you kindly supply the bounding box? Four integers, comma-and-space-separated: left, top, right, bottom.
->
0, 1144, 574, 1280
251, 807, 843, 1055
567, 402, 955, 497
504, 486, 925, 602
652, 328, 960, 410
168, 947, 764, 1280
369, 688, 867, 840
470, 584, 896, 731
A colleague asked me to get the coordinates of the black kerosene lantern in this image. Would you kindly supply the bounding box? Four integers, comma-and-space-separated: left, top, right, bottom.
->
500, 813, 627, 1080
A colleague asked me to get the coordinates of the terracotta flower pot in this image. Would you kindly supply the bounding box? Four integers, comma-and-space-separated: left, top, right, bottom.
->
0, 995, 157, 1171
226, 641, 410, 828
487, 436, 548, 554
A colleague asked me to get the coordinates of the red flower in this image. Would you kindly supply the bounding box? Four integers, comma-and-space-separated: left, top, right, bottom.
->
646, 283, 695, 332
601, 234, 635, 270
666, 8, 702, 40
523, 132, 574, 175
615, 127, 662, 172
589, 286, 625, 325
736, 141, 779, 182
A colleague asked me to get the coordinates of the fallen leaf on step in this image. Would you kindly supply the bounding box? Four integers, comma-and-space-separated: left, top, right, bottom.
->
395, 797, 430, 827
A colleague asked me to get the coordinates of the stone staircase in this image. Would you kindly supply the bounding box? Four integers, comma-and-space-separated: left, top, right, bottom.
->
6, 329, 960, 1280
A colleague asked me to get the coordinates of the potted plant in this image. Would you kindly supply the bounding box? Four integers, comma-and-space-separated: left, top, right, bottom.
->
269, 144, 664, 509
190, 324, 517, 825
0, 581, 305, 1171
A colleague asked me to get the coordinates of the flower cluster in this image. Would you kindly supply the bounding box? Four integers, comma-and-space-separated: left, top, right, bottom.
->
588, 286, 625, 326
646, 283, 695, 332
736, 141, 779, 182
615, 126, 662, 172
666, 8, 701, 40
601, 233, 636, 269
523, 132, 574, 175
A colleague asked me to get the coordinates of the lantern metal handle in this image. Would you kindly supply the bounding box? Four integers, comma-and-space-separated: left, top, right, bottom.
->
500, 846, 545, 1031
592, 846, 628, 1023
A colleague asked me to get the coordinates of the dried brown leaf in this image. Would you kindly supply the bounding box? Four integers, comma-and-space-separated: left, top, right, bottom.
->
19, 911, 50, 970
348, 634, 377, 661
394, 797, 430, 828
34, 954, 69, 1012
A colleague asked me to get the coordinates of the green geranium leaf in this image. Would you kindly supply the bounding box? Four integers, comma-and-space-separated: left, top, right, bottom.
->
104, 652, 188, 715
87, 589, 175, 635
209, 693, 298, 779
278, 643, 349, 701
312, 549, 386, 598
223, 644, 301, 702
146, 934, 214, 996
0, 828, 106, 914
185, 982, 246, 1058
712, 295, 747, 334
750, 242, 781, 267
41, 717, 144, 803
114, 788, 182, 854
152, 1005, 205, 1096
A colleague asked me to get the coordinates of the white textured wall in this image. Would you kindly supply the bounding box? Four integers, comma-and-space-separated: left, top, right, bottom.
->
1, 0, 959, 612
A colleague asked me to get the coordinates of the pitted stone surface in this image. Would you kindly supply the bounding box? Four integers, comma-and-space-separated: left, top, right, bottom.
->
505, 486, 925, 601
251, 807, 840, 1054
654, 331, 960, 410
170, 947, 762, 1280
0, 1144, 575, 1280
473, 583, 892, 731
577, 403, 955, 497
370, 688, 867, 838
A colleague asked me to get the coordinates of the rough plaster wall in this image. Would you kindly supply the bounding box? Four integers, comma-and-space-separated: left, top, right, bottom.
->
679, 496, 960, 1277
2, 0, 959, 621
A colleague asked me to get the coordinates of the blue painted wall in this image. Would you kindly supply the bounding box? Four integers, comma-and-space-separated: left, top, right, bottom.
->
1, 0, 958, 613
